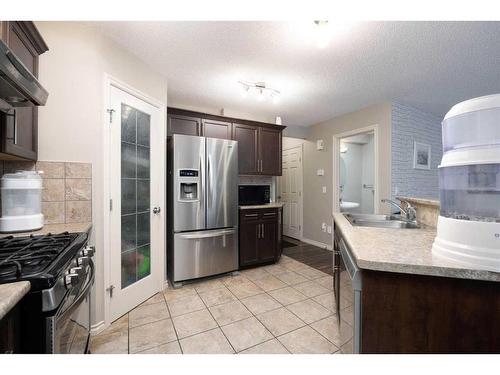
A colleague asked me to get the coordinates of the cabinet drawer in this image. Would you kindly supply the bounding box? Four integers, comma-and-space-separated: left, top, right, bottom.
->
239, 208, 280, 222
240, 210, 260, 221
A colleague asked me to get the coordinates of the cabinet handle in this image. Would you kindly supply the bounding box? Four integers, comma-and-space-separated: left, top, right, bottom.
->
262, 223, 265, 238
257, 224, 261, 239
245, 213, 258, 218
263, 212, 276, 216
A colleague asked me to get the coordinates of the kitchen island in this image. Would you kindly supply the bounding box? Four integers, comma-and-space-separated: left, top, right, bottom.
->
333, 212, 500, 353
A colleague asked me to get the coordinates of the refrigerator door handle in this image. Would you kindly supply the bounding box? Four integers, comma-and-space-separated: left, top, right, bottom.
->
207, 154, 212, 208
178, 229, 236, 240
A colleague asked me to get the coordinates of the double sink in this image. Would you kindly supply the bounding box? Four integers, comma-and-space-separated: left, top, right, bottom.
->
344, 213, 420, 229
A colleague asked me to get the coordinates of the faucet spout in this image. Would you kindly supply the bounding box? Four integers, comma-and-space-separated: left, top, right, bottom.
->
381, 198, 417, 223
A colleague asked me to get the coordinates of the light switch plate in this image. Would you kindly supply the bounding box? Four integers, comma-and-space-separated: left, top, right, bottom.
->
322, 186, 327, 193
327, 225, 332, 234
316, 139, 324, 150
317, 169, 325, 176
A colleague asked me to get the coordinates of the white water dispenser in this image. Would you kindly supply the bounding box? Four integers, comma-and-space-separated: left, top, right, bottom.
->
432, 94, 500, 271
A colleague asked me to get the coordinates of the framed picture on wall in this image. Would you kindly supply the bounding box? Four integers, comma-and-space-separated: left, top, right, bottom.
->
413, 142, 431, 170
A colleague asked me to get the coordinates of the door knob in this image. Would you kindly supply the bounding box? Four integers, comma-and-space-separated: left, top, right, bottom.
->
153, 207, 161, 214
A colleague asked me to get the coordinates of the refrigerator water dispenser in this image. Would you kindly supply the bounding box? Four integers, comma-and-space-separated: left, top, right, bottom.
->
178, 169, 199, 201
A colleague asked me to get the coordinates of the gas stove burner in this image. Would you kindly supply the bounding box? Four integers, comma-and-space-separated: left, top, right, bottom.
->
0, 232, 79, 282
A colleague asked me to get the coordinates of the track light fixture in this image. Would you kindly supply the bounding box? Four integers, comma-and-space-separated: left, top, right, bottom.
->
238, 81, 280, 104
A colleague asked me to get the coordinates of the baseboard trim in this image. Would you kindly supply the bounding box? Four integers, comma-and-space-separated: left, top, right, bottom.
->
90, 320, 106, 335
301, 237, 333, 251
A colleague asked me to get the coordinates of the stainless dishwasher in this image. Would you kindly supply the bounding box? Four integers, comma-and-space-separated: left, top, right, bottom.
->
333, 227, 363, 353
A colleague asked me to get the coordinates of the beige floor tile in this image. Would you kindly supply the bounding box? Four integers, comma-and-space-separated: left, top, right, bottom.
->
163, 285, 197, 302
313, 292, 336, 312
275, 271, 308, 286
310, 316, 352, 347
314, 275, 334, 291
209, 300, 252, 326
340, 305, 354, 327
227, 280, 264, 299
278, 326, 338, 354
129, 302, 170, 328
193, 278, 225, 293
261, 264, 289, 275
240, 293, 281, 315
241, 267, 270, 281
136, 341, 182, 354
90, 330, 128, 354
256, 307, 306, 336
129, 318, 177, 353
198, 287, 237, 307
172, 309, 217, 339
221, 317, 273, 352
240, 339, 289, 354
221, 274, 250, 288
253, 275, 287, 291
179, 328, 235, 354
167, 294, 205, 317
100, 314, 128, 335
283, 261, 309, 272
268, 287, 308, 306
295, 266, 329, 280
292, 280, 330, 298
286, 299, 332, 324
139, 293, 166, 306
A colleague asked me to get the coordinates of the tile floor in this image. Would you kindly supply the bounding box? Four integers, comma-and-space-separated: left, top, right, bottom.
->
90, 255, 352, 354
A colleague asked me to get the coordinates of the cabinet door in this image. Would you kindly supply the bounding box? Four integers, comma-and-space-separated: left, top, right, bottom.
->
202, 119, 232, 139
168, 114, 201, 136
232, 123, 258, 175
1, 22, 39, 160
258, 127, 282, 176
258, 219, 278, 263
239, 218, 260, 267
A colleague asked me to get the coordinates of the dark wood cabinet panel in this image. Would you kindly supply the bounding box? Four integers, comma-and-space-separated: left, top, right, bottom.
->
167, 114, 201, 136
239, 208, 282, 269
0, 21, 47, 161
361, 270, 500, 353
202, 119, 232, 139
232, 123, 259, 175
258, 127, 282, 175
0, 304, 21, 354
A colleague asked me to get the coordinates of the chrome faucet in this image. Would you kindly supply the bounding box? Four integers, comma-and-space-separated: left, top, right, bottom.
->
381, 198, 417, 222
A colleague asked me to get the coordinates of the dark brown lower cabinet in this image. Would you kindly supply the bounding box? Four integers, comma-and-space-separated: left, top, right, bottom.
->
239, 208, 282, 268
0, 304, 21, 354
361, 270, 500, 353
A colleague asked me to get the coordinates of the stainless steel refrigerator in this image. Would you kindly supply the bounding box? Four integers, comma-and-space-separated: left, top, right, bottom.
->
167, 134, 238, 285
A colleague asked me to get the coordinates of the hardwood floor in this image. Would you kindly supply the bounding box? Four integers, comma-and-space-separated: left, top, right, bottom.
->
282, 237, 333, 276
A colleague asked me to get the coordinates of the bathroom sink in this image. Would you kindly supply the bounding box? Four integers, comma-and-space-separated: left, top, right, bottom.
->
344, 213, 420, 229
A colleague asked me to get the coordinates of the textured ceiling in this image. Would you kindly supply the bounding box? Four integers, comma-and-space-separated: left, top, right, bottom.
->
96, 21, 500, 126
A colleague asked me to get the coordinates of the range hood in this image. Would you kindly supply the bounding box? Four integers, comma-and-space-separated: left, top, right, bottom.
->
0, 39, 48, 112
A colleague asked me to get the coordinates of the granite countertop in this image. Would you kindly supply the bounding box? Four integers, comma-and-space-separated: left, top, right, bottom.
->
0, 281, 30, 320
333, 212, 499, 282
239, 203, 284, 210
397, 196, 440, 207
0, 222, 92, 238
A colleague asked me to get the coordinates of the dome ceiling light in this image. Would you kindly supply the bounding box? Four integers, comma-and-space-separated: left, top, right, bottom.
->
314, 20, 331, 48
238, 81, 280, 104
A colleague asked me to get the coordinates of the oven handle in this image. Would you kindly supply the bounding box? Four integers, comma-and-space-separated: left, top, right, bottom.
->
58, 258, 95, 319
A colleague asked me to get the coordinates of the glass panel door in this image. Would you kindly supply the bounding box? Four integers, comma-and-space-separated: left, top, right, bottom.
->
120, 103, 151, 289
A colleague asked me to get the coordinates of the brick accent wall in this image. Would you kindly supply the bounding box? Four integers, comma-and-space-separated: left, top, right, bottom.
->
391, 102, 443, 199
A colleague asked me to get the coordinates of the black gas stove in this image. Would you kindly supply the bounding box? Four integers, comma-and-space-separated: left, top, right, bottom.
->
0, 230, 94, 354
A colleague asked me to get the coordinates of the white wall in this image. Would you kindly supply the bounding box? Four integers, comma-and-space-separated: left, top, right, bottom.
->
35, 22, 168, 327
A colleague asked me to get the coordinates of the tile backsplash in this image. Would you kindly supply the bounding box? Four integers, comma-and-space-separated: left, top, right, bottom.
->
0, 161, 92, 225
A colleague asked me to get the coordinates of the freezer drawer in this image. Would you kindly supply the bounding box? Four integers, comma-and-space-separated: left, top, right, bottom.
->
173, 228, 238, 282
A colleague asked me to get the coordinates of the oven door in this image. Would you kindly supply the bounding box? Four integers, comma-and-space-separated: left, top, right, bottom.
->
47, 259, 95, 354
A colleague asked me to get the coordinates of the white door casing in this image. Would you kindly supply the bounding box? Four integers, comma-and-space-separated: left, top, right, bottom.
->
107, 82, 165, 323
280, 145, 303, 239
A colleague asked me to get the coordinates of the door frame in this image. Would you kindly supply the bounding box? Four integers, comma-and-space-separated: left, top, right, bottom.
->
280, 143, 304, 240
332, 124, 380, 215
102, 73, 166, 329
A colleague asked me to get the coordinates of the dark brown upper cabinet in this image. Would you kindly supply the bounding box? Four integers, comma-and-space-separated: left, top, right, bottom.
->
167, 114, 201, 136
202, 118, 232, 139
0, 21, 48, 161
232, 123, 258, 175
258, 127, 282, 175
167, 107, 284, 176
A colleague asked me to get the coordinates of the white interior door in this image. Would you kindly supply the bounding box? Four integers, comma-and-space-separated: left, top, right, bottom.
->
109, 85, 164, 322
280, 146, 302, 239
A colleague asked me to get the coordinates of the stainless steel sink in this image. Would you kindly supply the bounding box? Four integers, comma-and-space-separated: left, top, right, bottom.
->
344, 213, 420, 229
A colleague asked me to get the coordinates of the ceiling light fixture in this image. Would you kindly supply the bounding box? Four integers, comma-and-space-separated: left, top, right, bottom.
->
238, 81, 280, 104
314, 20, 331, 48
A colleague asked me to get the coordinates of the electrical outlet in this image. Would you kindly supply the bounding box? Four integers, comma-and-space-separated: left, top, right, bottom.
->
317, 169, 325, 176
322, 186, 327, 193
327, 225, 332, 234
321, 223, 327, 232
